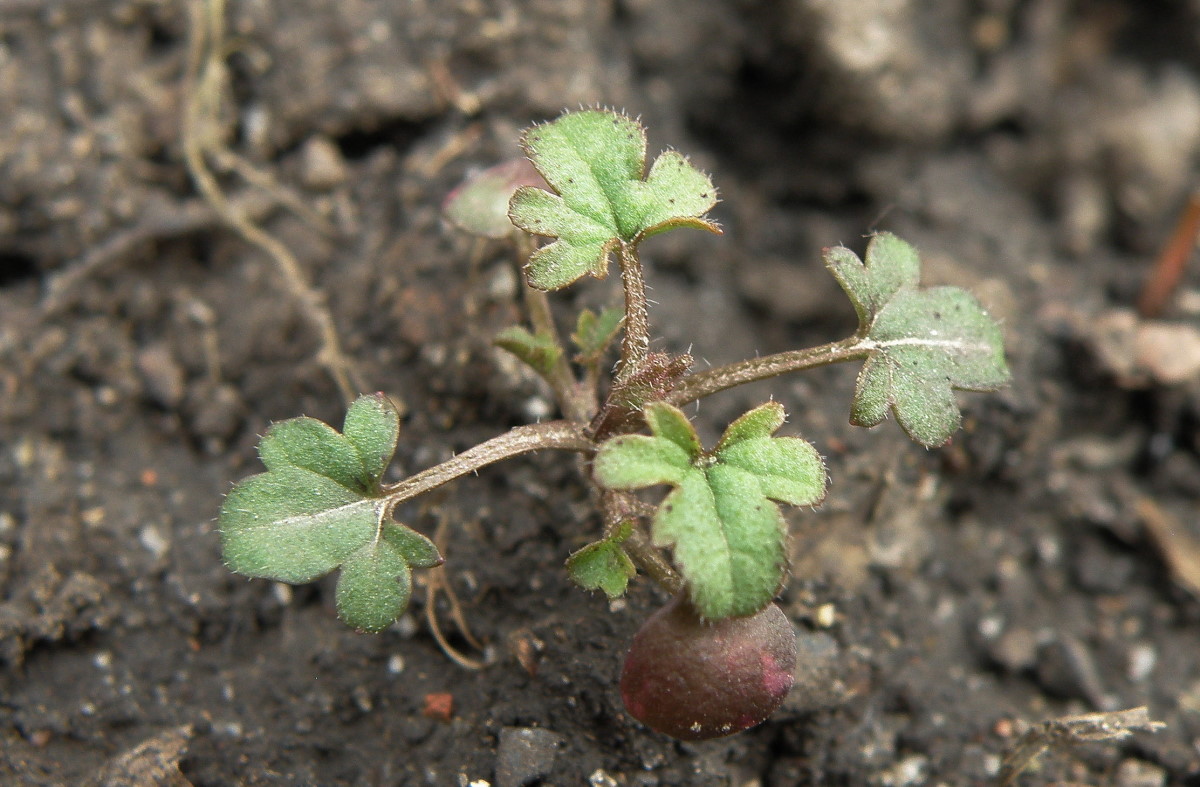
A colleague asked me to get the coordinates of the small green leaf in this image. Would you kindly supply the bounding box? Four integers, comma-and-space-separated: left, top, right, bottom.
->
494, 325, 563, 378
258, 417, 370, 493
336, 524, 441, 633
827, 233, 1010, 447
386, 523, 444, 569
443, 158, 547, 239
567, 522, 636, 599
220, 466, 383, 583
572, 306, 624, 364
342, 393, 401, 490
508, 109, 720, 291
594, 401, 826, 620
825, 232, 919, 324
219, 394, 443, 632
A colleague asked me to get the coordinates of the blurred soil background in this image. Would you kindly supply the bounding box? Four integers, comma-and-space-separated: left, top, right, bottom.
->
4, 1, 1200, 784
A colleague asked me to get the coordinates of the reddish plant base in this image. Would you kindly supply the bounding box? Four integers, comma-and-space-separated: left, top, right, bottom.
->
620, 594, 797, 740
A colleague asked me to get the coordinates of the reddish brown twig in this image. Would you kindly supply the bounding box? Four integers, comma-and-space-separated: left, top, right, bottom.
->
1138, 192, 1200, 318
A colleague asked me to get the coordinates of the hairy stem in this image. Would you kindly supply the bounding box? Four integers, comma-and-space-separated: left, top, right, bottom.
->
382, 421, 593, 506
600, 490, 682, 594
622, 527, 683, 594
514, 234, 593, 422
667, 337, 870, 406
526, 287, 591, 422
616, 243, 651, 374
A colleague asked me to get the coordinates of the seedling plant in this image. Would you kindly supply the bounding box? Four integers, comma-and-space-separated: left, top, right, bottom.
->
219, 109, 1009, 740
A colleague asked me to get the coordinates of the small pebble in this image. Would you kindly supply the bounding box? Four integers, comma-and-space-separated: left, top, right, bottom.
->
486, 264, 518, 301
271, 582, 292, 605
495, 727, 563, 787
977, 614, 1003, 640
988, 627, 1037, 673
589, 770, 618, 787
422, 693, 453, 721
299, 135, 348, 189
1073, 539, 1134, 594
1115, 758, 1167, 787
782, 630, 852, 714
521, 396, 551, 422
136, 343, 186, 408
1035, 636, 1112, 707
814, 603, 837, 628
394, 614, 419, 638
876, 753, 928, 787
1126, 643, 1156, 683
400, 716, 433, 744
184, 381, 245, 443
138, 524, 169, 560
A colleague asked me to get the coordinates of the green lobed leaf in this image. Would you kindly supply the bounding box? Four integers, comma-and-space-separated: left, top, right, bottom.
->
220, 466, 384, 583
825, 232, 919, 324
258, 417, 370, 493
593, 401, 826, 620
219, 394, 443, 631
342, 393, 401, 490
494, 325, 563, 379
508, 109, 720, 291
335, 524, 442, 633
566, 522, 636, 599
385, 522, 444, 569
826, 233, 1010, 447
571, 306, 625, 364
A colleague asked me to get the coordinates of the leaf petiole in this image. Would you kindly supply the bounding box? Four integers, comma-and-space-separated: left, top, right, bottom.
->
620, 525, 683, 594
616, 243, 652, 375
380, 420, 594, 510
514, 234, 590, 422
667, 337, 870, 406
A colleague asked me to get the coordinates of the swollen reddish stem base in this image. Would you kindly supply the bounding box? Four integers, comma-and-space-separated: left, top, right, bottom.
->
620, 594, 797, 741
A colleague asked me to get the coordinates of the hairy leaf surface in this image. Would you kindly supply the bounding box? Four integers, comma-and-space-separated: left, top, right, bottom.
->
219, 394, 442, 632
566, 522, 637, 599
827, 233, 1010, 447
594, 402, 825, 619
508, 109, 719, 290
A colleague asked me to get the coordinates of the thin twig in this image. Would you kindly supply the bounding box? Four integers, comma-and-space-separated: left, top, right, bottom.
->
1138, 191, 1200, 318
423, 514, 488, 671
997, 707, 1164, 787
182, 0, 360, 402
39, 192, 277, 316
1136, 495, 1200, 599
211, 147, 335, 237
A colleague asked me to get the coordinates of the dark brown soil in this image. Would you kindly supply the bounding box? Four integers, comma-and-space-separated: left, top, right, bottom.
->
5, 1, 1200, 784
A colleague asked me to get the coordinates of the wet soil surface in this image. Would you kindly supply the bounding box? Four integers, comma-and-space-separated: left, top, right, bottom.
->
5, 1, 1200, 784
